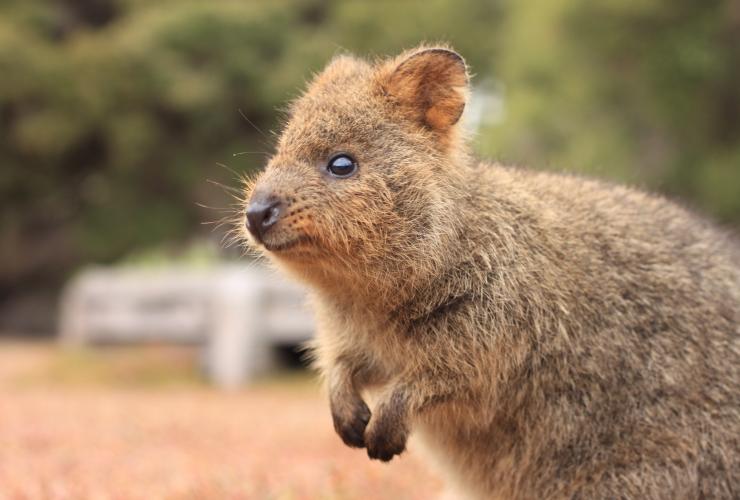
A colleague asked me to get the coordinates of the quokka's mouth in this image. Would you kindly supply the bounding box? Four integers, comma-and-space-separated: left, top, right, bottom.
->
262, 235, 314, 253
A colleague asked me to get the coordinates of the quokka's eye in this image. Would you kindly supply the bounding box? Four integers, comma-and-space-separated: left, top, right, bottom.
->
327, 153, 358, 178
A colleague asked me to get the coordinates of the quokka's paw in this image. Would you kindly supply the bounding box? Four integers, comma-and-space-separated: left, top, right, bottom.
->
364, 415, 408, 462
331, 395, 371, 449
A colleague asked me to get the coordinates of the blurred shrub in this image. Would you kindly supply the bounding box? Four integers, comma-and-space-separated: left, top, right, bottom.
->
479, 0, 740, 223
0, 1, 302, 298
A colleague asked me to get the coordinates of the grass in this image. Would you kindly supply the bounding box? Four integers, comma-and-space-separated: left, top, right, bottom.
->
14, 344, 206, 388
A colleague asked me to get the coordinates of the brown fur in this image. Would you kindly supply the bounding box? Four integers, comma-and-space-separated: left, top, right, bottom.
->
240, 45, 740, 499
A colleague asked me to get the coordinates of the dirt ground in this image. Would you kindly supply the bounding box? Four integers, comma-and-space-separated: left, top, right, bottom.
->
0, 342, 441, 500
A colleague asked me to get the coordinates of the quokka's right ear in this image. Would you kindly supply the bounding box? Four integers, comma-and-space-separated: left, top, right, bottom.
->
379, 46, 469, 133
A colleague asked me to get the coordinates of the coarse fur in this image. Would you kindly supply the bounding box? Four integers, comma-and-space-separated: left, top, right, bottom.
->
239, 45, 740, 499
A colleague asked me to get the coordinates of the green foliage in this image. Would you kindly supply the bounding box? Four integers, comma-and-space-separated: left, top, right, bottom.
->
1, 0, 738, 302
478, 0, 740, 222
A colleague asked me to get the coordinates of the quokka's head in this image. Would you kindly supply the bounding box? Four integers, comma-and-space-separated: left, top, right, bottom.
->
242, 45, 470, 285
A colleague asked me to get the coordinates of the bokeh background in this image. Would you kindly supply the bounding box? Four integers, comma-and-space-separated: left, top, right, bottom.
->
1, 0, 739, 498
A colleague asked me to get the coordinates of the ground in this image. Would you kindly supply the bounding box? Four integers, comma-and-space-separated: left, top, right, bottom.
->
0, 342, 440, 500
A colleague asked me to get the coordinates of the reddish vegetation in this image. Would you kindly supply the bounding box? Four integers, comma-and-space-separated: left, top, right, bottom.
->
0, 343, 440, 499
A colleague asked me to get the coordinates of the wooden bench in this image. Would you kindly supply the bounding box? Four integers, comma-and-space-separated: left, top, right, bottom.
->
59, 264, 314, 388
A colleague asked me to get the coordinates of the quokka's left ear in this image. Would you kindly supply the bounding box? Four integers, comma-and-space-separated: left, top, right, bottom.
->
380, 46, 469, 132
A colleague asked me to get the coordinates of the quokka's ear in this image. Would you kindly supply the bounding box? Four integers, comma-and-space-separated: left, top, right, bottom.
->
382, 47, 469, 132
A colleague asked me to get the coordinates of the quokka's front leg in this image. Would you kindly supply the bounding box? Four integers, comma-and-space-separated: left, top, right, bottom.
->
329, 366, 414, 461
364, 385, 411, 461
364, 371, 460, 462
328, 359, 372, 449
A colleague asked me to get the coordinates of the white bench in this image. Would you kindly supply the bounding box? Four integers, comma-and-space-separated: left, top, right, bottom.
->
59, 264, 314, 388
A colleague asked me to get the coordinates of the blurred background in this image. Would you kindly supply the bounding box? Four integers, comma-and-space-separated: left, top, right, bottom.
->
1, 0, 738, 498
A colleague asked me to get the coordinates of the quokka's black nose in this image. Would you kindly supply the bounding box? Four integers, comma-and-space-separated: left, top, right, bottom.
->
246, 194, 282, 243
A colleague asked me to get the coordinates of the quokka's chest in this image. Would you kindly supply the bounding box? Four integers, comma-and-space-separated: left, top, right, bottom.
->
336, 314, 417, 371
